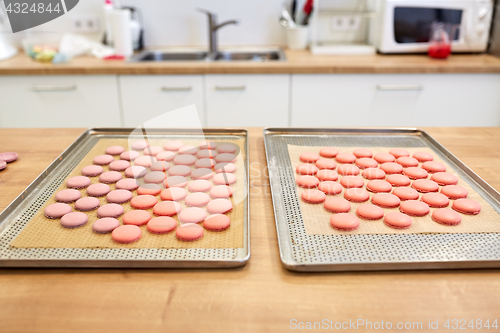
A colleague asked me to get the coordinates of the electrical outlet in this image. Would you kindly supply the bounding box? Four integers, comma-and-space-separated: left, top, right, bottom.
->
330, 16, 361, 31
71, 15, 100, 33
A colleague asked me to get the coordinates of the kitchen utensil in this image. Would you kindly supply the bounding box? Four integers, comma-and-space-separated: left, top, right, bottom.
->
282, 8, 296, 28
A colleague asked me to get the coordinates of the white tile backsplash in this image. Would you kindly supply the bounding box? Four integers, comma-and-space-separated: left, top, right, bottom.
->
5, 0, 287, 47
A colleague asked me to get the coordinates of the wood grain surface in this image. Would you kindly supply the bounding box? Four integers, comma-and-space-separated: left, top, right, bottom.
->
0, 127, 499, 333
1, 50, 500, 75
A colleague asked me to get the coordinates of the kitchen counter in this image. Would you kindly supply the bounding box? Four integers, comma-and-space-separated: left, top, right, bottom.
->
1, 127, 500, 332
1, 50, 500, 75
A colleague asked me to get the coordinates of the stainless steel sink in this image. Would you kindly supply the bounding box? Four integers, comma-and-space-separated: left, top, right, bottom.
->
129, 49, 286, 62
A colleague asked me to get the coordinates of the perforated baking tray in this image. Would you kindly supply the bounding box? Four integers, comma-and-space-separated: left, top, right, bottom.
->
0, 128, 249, 268
264, 128, 500, 272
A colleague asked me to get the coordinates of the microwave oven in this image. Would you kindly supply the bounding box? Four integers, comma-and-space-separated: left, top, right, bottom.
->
370, 0, 494, 53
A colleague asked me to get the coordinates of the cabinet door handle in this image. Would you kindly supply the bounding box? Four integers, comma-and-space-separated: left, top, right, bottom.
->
376, 84, 423, 91
161, 86, 193, 91
214, 85, 246, 91
31, 85, 77, 92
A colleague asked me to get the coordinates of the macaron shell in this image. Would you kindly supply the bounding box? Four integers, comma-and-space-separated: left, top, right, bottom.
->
185, 192, 211, 207
431, 172, 458, 186
400, 200, 430, 217
131, 140, 149, 150
296, 163, 319, 175
356, 204, 384, 220
75, 197, 100, 211
106, 190, 133, 204
207, 199, 233, 214
301, 189, 326, 204
94, 171, 119, 185
92, 218, 120, 234
380, 162, 403, 175
179, 207, 208, 224
421, 192, 450, 208
147, 217, 177, 234
112, 225, 142, 243
384, 212, 412, 229
60, 212, 88, 228
203, 214, 231, 231
337, 164, 360, 176
353, 148, 373, 158
86, 183, 111, 197
318, 181, 342, 195
0, 152, 18, 163
315, 158, 337, 170
340, 176, 364, 189
55, 189, 81, 203
441, 185, 468, 199
209, 185, 234, 199
109, 160, 131, 171
81, 165, 104, 177
130, 195, 158, 209
217, 143, 237, 154
330, 213, 360, 231
452, 198, 481, 215
344, 188, 370, 203
335, 152, 356, 164
324, 197, 351, 213
432, 208, 462, 226
316, 170, 339, 182
371, 193, 401, 209
296, 175, 319, 188
160, 188, 188, 201
44, 203, 72, 219
300, 152, 320, 163
355, 158, 378, 169
97, 204, 124, 218
122, 210, 152, 226
176, 223, 204, 241
153, 201, 182, 216
319, 147, 339, 158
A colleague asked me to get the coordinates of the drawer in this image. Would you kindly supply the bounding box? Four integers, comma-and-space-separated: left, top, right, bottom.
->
0, 75, 121, 128
205, 74, 289, 127
291, 74, 500, 127
120, 75, 205, 127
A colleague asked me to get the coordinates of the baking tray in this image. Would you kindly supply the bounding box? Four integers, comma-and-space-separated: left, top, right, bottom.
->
264, 127, 500, 272
0, 128, 250, 268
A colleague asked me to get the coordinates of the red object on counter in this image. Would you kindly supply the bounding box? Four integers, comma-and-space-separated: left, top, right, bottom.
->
103, 55, 125, 60
428, 43, 451, 59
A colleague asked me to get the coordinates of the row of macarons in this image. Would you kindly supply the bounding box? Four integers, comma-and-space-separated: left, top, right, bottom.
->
51, 210, 229, 243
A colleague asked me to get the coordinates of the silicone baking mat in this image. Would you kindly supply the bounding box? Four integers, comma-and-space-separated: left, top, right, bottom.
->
264, 128, 500, 271
0, 128, 249, 268
289, 146, 500, 235
10, 138, 245, 249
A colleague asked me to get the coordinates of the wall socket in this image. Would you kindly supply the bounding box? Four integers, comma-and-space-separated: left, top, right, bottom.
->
71, 15, 100, 33
330, 16, 361, 31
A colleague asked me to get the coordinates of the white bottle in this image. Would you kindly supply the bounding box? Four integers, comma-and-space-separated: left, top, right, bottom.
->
111, 8, 133, 57
103, 0, 114, 45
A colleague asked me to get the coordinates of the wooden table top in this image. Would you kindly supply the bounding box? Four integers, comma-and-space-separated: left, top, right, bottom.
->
1, 127, 499, 333
1, 50, 500, 75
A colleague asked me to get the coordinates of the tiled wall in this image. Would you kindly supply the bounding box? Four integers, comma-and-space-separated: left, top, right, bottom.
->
4, 0, 286, 47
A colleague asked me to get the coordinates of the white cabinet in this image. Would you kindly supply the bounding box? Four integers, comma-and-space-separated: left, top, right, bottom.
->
291, 74, 500, 127
205, 74, 289, 127
0, 75, 121, 128
120, 75, 205, 127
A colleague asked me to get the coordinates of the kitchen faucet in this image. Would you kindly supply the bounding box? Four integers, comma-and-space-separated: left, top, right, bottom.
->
197, 8, 239, 60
